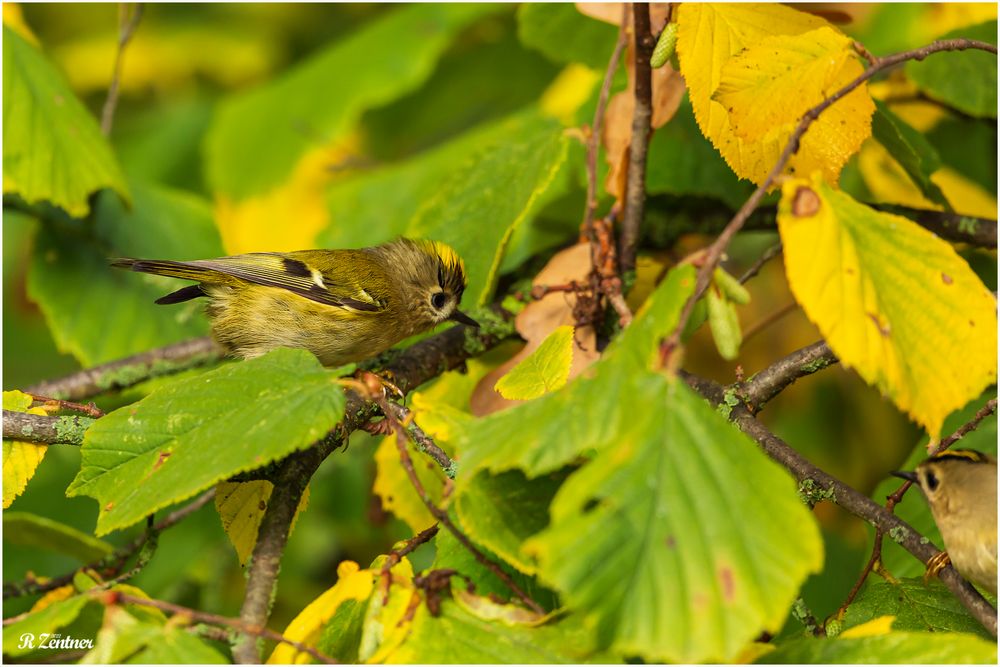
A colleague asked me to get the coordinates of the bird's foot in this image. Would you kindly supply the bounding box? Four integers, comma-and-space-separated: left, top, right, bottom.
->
924, 551, 951, 585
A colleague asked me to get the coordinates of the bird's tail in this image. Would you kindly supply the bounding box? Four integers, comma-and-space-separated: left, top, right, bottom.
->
111, 258, 213, 304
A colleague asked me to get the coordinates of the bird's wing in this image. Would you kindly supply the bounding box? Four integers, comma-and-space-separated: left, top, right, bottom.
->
189, 252, 387, 312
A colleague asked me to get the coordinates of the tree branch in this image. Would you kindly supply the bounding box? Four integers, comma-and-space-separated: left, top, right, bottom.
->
23, 336, 224, 401
619, 2, 655, 276
740, 341, 838, 412
2, 411, 95, 445
661, 38, 999, 363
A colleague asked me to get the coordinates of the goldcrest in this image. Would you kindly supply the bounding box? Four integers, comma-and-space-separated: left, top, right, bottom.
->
113, 238, 479, 367
893, 449, 997, 595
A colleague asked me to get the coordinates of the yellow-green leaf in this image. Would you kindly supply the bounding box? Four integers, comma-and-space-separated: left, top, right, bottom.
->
777, 174, 998, 437
494, 325, 574, 400
372, 434, 445, 533
677, 4, 874, 186
215, 480, 310, 566
268, 560, 375, 664
3, 391, 48, 508
707, 287, 742, 361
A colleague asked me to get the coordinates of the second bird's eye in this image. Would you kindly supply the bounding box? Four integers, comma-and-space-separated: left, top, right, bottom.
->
431, 292, 447, 309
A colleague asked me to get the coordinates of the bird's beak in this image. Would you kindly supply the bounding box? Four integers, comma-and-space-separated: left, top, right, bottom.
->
891, 470, 918, 483
449, 309, 480, 328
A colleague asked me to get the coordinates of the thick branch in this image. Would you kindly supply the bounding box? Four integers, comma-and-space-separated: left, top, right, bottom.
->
662, 38, 999, 360
3, 411, 95, 445
619, 3, 655, 275
23, 336, 223, 401
740, 341, 838, 412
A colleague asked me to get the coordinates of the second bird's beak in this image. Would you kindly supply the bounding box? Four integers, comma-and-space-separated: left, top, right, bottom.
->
891, 470, 918, 483
449, 310, 480, 328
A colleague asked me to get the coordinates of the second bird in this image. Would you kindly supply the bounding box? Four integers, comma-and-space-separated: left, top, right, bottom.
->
113, 238, 479, 367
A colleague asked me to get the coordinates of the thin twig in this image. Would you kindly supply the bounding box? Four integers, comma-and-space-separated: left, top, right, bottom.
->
109, 592, 337, 665
741, 301, 798, 344
3, 490, 215, 600
660, 38, 999, 365
618, 2, 656, 276
100, 3, 144, 136
28, 394, 105, 418
738, 242, 783, 285
380, 524, 440, 604
383, 402, 455, 476
379, 397, 545, 615
582, 7, 628, 237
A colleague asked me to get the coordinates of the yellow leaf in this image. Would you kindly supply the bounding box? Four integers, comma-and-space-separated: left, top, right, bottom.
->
714, 27, 853, 141
30, 584, 74, 613
2, 3, 38, 45
268, 560, 375, 664
452, 585, 545, 626
931, 167, 998, 219
840, 615, 896, 638
540, 63, 600, 123
777, 174, 998, 438
215, 141, 358, 254
494, 325, 574, 400
215, 480, 310, 566
373, 435, 444, 533
677, 4, 873, 185
857, 139, 941, 211
3, 405, 49, 509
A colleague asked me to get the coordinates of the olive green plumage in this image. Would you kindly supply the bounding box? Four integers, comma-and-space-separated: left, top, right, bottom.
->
893, 449, 998, 595
112, 238, 478, 367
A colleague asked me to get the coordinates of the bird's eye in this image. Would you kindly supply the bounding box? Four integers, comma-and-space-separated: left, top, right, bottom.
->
431, 292, 447, 310
924, 471, 939, 492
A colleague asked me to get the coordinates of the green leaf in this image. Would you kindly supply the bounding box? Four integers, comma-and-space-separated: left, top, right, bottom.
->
871, 100, 948, 207
869, 396, 997, 579
126, 625, 228, 664
455, 265, 696, 479
646, 97, 754, 210
407, 116, 569, 305
524, 375, 823, 662
454, 468, 569, 575
27, 181, 222, 366
844, 578, 993, 639
905, 21, 997, 119
431, 512, 558, 610
2, 26, 129, 216
757, 632, 997, 664
67, 348, 347, 535
516, 4, 620, 69
376, 591, 609, 663
320, 109, 561, 252
2, 595, 92, 656
316, 598, 368, 663
3, 512, 114, 563
205, 4, 500, 200
495, 325, 574, 400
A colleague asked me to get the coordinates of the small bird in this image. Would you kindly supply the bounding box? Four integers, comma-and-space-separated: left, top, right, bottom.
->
112, 238, 479, 367
892, 449, 997, 595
